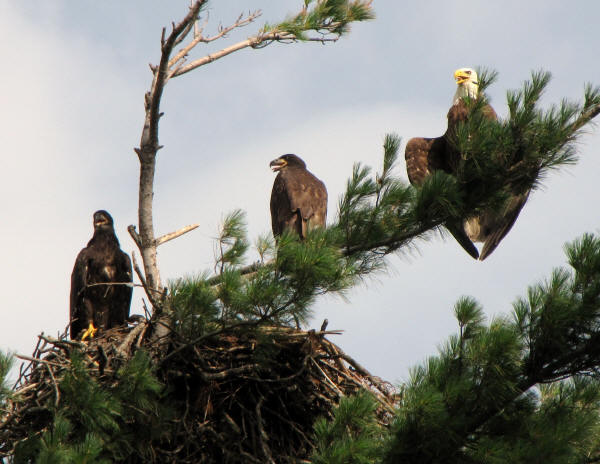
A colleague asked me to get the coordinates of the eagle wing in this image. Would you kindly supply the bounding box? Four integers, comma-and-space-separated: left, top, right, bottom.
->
111, 250, 133, 326
270, 173, 292, 237
287, 171, 327, 238
479, 191, 529, 261
405, 136, 449, 185
70, 248, 90, 339
271, 169, 327, 239
405, 135, 479, 259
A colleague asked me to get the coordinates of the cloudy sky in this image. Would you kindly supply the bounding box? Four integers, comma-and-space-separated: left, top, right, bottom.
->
1, 1, 599, 384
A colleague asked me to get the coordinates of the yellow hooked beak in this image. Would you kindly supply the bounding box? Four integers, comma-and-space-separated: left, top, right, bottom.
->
454, 69, 471, 85
269, 158, 288, 172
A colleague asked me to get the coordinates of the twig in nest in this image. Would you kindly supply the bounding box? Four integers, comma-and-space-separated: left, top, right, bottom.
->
44, 364, 60, 407
255, 395, 276, 464
16, 354, 66, 369
337, 348, 393, 395
116, 321, 148, 358
312, 358, 344, 398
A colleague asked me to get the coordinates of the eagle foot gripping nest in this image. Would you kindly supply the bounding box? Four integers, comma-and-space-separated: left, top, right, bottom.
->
1, 321, 397, 462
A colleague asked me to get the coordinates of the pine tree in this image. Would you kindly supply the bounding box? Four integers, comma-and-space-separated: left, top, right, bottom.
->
2, 1, 600, 462
312, 234, 600, 463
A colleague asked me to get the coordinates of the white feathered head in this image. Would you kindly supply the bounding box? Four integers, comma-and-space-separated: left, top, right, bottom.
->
453, 67, 479, 104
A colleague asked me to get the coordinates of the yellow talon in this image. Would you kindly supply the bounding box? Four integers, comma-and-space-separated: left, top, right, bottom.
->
81, 322, 98, 341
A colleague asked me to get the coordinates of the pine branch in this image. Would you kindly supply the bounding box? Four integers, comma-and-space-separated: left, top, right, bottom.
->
129, 0, 374, 320
384, 233, 600, 462
206, 73, 599, 288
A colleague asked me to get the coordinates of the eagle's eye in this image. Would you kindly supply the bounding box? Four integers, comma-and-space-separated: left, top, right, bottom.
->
466, 70, 471, 75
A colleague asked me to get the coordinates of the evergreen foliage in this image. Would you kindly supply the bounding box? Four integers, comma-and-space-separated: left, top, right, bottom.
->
1, 0, 600, 455
180, 71, 599, 311
312, 392, 385, 464
0, 352, 12, 406
451, 69, 600, 216
12, 350, 166, 463
312, 233, 600, 463
336, 70, 600, 261
214, 209, 250, 274
169, 221, 361, 337
2, 65, 600, 460
265, 0, 375, 39
155, 67, 600, 461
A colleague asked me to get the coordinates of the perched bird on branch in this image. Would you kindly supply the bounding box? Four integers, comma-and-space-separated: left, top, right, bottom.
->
269, 154, 327, 239
405, 67, 528, 260
70, 210, 133, 340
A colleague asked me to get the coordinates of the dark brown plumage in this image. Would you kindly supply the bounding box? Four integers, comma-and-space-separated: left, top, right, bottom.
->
465, 191, 529, 260
269, 154, 327, 239
405, 68, 528, 260
70, 210, 133, 340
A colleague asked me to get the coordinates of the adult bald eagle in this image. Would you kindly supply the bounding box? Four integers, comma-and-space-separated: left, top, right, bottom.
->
70, 210, 133, 340
269, 154, 327, 239
405, 68, 528, 260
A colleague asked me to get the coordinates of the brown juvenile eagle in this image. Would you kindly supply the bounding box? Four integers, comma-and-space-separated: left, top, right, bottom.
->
269, 154, 327, 239
70, 210, 133, 340
405, 67, 528, 260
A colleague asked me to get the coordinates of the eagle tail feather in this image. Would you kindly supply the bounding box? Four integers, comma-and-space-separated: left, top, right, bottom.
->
479, 193, 529, 261
446, 221, 479, 259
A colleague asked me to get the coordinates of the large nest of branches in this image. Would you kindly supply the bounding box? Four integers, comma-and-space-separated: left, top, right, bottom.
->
1, 320, 397, 463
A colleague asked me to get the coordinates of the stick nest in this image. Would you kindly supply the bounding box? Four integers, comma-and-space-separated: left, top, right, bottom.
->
0, 320, 397, 462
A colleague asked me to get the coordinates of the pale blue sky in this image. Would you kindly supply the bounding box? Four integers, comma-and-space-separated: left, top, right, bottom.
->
1, 1, 599, 383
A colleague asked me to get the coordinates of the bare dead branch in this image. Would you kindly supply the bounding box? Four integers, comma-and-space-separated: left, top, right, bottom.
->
168, 9, 262, 70
172, 36, 259, 77
131, 252, 147, 289
131, 251, 162, 309
172, 16, 195, 50
128, 224, 142, 247
133, 1, 207, 303
155, 223, 200, 247
169, 29, 337, 78
82, 281, 139, 291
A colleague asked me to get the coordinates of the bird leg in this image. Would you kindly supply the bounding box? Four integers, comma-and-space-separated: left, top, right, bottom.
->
80, 322, 98, 341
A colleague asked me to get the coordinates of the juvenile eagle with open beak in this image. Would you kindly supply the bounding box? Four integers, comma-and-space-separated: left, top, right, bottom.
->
269, 154, 327, 239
